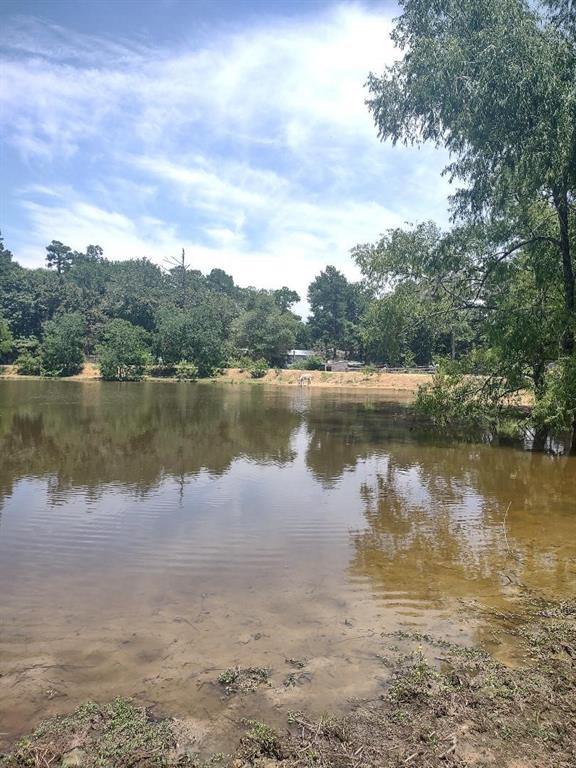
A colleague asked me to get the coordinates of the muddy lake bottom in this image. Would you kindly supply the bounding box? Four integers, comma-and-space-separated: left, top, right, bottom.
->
0, 380, 575, 759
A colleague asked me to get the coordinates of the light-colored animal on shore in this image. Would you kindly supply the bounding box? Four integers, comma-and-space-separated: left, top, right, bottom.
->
298, 374, 313, 386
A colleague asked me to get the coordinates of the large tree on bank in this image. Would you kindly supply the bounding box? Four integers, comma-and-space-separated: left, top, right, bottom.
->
366, 0, 576, 354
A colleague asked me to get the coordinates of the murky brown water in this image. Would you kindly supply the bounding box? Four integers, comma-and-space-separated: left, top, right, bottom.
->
0, 380, 575, 747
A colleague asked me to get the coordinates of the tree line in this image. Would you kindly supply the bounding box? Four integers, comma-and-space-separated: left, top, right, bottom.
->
0, 231, 471, 380
0, 237, 304, 379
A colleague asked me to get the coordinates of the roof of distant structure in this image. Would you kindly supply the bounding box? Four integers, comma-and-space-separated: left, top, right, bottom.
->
287, 349, 315, 356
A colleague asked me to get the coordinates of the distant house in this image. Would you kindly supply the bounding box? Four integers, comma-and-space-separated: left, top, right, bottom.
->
326, 360, 363, 372
327, 360, 348, 372
286, 349, 316, 364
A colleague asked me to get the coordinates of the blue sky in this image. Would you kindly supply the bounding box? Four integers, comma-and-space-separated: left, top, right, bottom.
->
0, 0, 450, 306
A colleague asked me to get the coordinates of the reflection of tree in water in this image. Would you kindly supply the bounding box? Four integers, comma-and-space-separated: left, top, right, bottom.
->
349, 442, 576, 607
0, 381, 302, 506
304, 401, 419, 487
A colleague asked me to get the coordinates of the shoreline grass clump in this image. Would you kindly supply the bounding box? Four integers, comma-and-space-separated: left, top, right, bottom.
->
0, 698, 177, 768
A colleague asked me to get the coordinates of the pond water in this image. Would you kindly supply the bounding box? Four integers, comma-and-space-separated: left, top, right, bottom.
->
0, 380, 575, 746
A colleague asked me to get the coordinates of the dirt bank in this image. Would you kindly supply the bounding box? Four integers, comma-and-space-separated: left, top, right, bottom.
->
219, 368, 433, 393
2, 593, 574, 768
1, 364, 433, 394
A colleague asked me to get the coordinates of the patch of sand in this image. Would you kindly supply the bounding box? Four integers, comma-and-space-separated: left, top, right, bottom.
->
67, 361, 101, 380
220, 368, 433, 393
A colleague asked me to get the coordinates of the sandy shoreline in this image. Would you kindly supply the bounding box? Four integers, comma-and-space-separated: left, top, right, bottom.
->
218, 367, 433, 392
0, 363, 433, 394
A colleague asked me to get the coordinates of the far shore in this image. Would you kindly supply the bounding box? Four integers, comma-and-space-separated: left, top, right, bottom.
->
0, 362, 433, 394
217, 367, 433, 393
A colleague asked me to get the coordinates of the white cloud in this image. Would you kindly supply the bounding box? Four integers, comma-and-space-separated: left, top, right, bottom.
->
2, 16, 152, 66
1, 2, 452, 306
16, 187, 401, 316
131, 155, 274, 213
1, 4, 396, 157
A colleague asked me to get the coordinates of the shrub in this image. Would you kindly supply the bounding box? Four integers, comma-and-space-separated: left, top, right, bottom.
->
40, 313, 85, 376
175, 360, 198, 381
415, 370, 491, 427
249, 358, 268, 378
532, 356, 576, 433
16, 351, 43, 376
97, 319, 150, 381
298, 354, 325, 371
146, 363, 177, 378
402, 350, 416, 369
0, 316, 14, 360
227, 355, 254, 371
14, 337, 42, 376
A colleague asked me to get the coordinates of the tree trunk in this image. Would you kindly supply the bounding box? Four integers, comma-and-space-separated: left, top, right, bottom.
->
553, 188, 575, 355
553, 189, 576, 450
532, 363, 549, 451
532, 425, 549, 452
451, 328, 456, 360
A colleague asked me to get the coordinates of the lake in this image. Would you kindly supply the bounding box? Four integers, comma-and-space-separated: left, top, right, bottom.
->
0, 379, 574, 747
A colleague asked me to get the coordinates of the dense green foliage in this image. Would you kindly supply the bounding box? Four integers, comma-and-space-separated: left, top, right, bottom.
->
0, 315, 13, 360
362, 0, 576, 447
0, 234, 308, 379
40, 313, 85, 376
307, 266, 365, 359
248, 358, 269, 378
97, 319, 150, 381
11, 313, 85, 376
234, 290, 303, 367
175, 360, 199, 381
291, 354, 325, 371
14, 337, 43, 376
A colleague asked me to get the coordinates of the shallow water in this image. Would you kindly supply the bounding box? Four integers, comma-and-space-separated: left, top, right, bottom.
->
0, 380, 575, 745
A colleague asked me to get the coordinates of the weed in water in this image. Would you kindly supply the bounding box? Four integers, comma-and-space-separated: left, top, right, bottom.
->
216, 666, 271, 694
285, 657, 307, 669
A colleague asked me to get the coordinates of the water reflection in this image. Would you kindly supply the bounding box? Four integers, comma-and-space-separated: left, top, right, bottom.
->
0, 380, 574, 597
304, 402, 390, 487
0, 381, 302, 508
0, 380, 574, 743
350, 447, 576, 607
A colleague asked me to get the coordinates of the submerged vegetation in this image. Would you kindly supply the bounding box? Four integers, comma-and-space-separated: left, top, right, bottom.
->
217, 667, 271, 695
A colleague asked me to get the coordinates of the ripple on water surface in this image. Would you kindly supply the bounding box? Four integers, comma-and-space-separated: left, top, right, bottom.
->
0, 380, 574, 742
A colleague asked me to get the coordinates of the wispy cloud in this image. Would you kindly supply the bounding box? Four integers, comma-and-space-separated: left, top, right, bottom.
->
16, 183, 403, 313
1, 2, 451, 307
